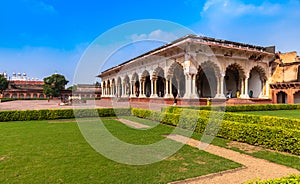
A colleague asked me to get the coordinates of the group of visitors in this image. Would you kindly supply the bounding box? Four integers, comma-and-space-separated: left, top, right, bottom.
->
226, 89, 253, 98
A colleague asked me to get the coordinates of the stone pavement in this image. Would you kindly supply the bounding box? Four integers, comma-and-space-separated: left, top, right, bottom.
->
166, 134, 300, 184
0, 99, 169, 111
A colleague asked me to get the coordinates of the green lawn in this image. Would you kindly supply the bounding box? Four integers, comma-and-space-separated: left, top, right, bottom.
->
121, 116, 300, 171
235, 109, 300, 119
0, 117, 241, 184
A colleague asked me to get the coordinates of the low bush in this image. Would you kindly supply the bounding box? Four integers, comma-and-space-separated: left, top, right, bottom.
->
247, 174, 300, 184
223, 112, 300, 130
132, 108, 300, 155
165, 107, 300, 131
163, 104, 300, 112
0, 98, 48, 102
0, 108, 131, 122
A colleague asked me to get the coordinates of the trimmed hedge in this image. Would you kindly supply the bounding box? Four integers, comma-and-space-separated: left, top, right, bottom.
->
164, 107, 300, 131
132, 108, 300, 155
0, 98, 48, 102
0, 108, 131, 122
247, 174, 300, 184
163, 104, 300, 113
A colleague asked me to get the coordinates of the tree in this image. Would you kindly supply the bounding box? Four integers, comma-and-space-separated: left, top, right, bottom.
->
66, 84, 77, 91
0, 74, 8, 94
43, 74, 69, 98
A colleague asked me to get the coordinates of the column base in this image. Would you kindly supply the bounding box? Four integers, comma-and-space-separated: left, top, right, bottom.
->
183, 93, 199, 99
151, 94, 158, 98
164, 94, 173, 98
240, 94, 249, 99
215, 94, 226, 99
259, 95, 270, 99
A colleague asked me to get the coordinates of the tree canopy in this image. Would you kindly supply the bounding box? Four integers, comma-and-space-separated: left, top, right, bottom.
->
43, 74, 69, 97
0, 74, 8, 94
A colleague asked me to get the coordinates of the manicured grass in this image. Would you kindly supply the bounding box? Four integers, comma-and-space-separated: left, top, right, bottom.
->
0, 118, 241, 184
122, 116, 300, 171
236, 109, 300, 119
251, 151, 300, 170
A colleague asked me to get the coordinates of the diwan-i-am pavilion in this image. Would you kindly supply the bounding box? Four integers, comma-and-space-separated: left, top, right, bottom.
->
98, 34, 300, 105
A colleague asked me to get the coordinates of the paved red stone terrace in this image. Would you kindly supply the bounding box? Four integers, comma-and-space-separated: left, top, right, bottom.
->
0, 99, 170, 111
0, 97, 274, 111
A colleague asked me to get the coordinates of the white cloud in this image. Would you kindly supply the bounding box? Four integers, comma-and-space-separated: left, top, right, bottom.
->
23, 0, 57, 14
130, 30, 178, 43
201, 0, 281, 17
195, 0, 300, 53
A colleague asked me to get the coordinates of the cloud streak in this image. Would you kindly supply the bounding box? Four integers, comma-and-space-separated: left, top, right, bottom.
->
195, 0, 300, 53
23, 0, 57, 14
201, 0, 281, 17
130, 30, 178, 42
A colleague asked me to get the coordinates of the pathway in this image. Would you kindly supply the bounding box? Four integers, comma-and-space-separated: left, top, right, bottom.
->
166, 134, 300, 184
117, 118, 150, 129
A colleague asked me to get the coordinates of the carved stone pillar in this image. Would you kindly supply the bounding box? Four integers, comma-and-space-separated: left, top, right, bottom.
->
241, 79, 245, 97
130, 81, 135, 97
216, 73, 226, 98
140, 79, 145, 97
177, 78, 182, 98
151, 77, 158, 98
191, 74, 198, 98
165, 78, 172, 98
241, 75, 250, 98
184, 74, 198, 99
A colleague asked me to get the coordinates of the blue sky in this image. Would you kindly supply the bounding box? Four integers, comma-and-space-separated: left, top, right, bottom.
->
1, 0, 300, 85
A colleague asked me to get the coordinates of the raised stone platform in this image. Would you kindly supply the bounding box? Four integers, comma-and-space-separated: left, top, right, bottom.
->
101, 97, 273, 106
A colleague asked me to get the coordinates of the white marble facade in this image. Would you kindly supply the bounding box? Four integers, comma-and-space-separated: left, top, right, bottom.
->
100, 35, 275, 100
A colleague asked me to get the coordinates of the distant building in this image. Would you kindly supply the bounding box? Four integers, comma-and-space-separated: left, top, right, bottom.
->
0, 73, 101, 100
1, 72, 45, 98
270, 52, 300, 104
1, 73, 70, 99
71, 84, 101, 98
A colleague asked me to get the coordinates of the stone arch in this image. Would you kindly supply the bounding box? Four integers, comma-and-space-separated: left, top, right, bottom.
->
131, 72, 139, 81
102, 81, 106, 96
294, 90, 300, 104
167, 61, 182, 77
123, 75, 130, 96
112, 78, 116, 96
107, 80, 111, 96
153, 67, 165, 97
39, 94, 45, 98
20, 94, 24, 99
168, 61, 185, 98
131, 72, 140, 97
117, 77, 122, 97
141, 70, 151, 97
5, 94, 10, 98
225, 63, 246, 98
33, 93, 38, 98
196, 61, 220, 98
141, 70, 150, 78
248, 66, 267, 98
276, 91, 288, 104
26, 94, 31, 98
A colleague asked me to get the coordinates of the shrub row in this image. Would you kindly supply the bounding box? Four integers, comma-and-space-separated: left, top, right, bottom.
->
164, 107, 300, 131
132, 108, 300, 155
0, 98, 48, 102
247, 174, 300, 184
163, 104, 300, 113
0, 108, 131, 122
